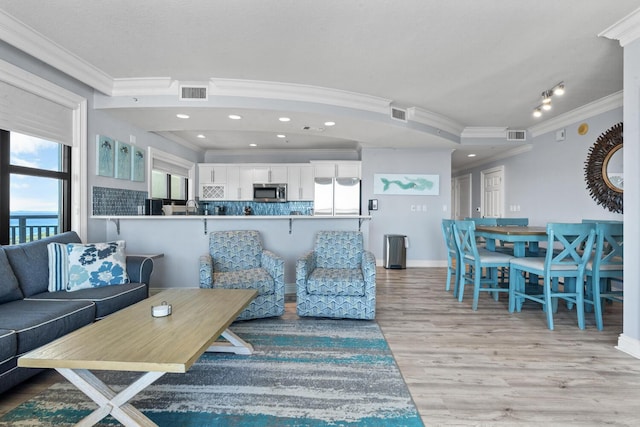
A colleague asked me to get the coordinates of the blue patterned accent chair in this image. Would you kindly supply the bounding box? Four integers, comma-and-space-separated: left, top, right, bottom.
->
199, 230, 284, 320
296, 231, 376, 319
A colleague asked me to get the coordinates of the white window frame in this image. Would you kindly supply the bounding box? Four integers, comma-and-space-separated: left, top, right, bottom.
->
147, 147, 196, 200
0, 59, 88, 239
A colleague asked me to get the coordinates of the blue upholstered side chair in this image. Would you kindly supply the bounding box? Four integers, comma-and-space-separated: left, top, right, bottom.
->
441, 219, 460, 297
509, 223, 596, 330
584, 222, 623, 330
296, 230, 376, 319
199, 230, 285, 320
453, 220, 514, 310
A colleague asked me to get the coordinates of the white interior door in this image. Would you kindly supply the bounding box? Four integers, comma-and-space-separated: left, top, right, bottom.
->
454, 174, 472, 219
481, 166, 504, 218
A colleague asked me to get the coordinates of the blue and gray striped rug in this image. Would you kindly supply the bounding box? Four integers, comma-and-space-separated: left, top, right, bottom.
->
1, 318, 423, 426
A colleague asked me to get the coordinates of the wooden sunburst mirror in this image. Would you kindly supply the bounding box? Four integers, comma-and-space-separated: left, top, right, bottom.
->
584, 122, 623, 213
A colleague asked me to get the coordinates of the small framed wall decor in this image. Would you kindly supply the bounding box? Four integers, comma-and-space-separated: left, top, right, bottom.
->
96, 135, 115, 177
115, 140, 132, 180
132, 146, 145, 182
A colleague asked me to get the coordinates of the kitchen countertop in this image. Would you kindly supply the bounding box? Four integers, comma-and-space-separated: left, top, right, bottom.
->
92, 215, 372, 220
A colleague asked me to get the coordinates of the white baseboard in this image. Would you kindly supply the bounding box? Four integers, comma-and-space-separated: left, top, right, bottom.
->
616, 334, 640, 359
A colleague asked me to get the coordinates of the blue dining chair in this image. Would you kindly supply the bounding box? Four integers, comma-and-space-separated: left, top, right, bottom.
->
496, 218, 529, 226
508, 223, 596, 330
453, 220, 514, 310
441, 219, 460, 296
494, 218, 530, 280
584, 222, 623, 331
465, 217, 498, 226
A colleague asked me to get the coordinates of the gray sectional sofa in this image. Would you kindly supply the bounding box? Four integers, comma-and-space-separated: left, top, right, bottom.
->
0, 231, 153, 394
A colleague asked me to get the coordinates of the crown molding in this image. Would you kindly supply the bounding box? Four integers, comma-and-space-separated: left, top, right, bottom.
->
599, 7, 640, 47
528, 91, 623, 138
111, 78, 178, 96
0, 57, 85, 108
209, 78, 391, 114
0, 10, 113, 94
407, 107, 464, 136
111, 77, 393, 115
460, 127, 508, 139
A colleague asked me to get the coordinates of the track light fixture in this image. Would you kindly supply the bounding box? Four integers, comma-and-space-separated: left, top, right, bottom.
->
532, 82, 565, 118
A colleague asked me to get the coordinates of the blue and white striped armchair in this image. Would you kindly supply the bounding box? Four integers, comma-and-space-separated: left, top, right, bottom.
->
296, 230, 376, 319
199, 230, 285, 320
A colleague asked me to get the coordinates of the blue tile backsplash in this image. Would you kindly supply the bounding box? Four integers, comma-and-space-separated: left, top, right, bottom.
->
199, 200, 314, 216
93, 186, 148, 216
92, 186, 314, 216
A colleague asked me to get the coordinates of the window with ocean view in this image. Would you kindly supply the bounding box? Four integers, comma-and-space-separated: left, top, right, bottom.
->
1, 130, 71, 245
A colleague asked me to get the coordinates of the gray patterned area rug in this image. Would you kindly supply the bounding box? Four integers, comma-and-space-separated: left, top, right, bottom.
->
1, 318, 423, 426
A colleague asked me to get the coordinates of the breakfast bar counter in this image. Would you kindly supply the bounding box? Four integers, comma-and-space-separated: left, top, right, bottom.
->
94, 215, 371, 293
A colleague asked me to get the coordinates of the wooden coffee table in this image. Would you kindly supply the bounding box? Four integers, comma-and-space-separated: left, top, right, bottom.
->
18, 288, 257, 427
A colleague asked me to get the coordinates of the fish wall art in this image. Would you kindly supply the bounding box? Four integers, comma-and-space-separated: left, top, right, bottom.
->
373, 174, 439, 195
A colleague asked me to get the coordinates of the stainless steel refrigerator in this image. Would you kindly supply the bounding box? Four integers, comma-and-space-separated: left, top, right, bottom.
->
314, 177, 361, 216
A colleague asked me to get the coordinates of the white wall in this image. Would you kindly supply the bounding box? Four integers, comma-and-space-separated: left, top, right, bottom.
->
458, 108, 624, 226
0, 40, 203, 243
361, 148, 451, 266
88, 112, 202, 241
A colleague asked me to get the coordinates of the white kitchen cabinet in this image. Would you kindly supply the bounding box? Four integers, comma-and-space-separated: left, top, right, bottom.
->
287, 165, 314, 200
199, 164, 227, 200
222, 166, 253, 200
312, 161, 361, 179
336, 161, 361, 178
238, 166, 254, 200
198, 164, 227, 184
253, 166, 288, 183
312, 162, 337, 178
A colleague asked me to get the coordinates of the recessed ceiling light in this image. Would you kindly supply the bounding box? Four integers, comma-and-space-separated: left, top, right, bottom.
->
279, 117, 291, 122
467, 154, 476, 158
228, 114, 242, 120
277, 134, 286, 138
197, 134, 206, 139
324, 121, 336, 126
176, 113, 189, 119
249, 143, 257, 147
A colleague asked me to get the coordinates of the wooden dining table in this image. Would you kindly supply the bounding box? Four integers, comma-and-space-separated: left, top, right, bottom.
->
474, 225, 547, 257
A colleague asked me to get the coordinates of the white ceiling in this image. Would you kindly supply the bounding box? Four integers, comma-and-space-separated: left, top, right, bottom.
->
0, 0, 637, 170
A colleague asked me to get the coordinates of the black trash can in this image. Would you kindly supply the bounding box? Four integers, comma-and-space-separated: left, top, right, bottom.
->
383, 234, 407, 269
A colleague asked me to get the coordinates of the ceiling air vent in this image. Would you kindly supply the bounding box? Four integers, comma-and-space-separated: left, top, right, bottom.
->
179, 85, 208, 101
302, 126, 325, 132
390, 107, 407, 122
507, 130, 526, 141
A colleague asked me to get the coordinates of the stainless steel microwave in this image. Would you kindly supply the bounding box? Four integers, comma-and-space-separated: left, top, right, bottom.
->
253, 183, 287, 202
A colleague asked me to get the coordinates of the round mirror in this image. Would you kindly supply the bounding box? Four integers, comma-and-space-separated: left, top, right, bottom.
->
603, 144, 623, 192
584, 122, 623, 213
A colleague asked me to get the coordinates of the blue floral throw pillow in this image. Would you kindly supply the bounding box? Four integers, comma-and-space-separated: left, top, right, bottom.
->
66, 241, 129, 291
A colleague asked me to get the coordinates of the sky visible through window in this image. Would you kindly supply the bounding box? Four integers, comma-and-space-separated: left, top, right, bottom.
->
10, 132, 61, 214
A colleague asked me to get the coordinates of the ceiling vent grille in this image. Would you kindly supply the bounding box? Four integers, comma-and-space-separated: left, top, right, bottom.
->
507, 130, 526, 141
390, 107, 407, 122
302, 126, 324, 132
180, 85, 208, 101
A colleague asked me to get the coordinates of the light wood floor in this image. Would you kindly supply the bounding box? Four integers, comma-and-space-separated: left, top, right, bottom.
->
1, 267, 637, 426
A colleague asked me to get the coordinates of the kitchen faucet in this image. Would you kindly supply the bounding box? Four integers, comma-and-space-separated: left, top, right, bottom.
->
185, 199, 199, 215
